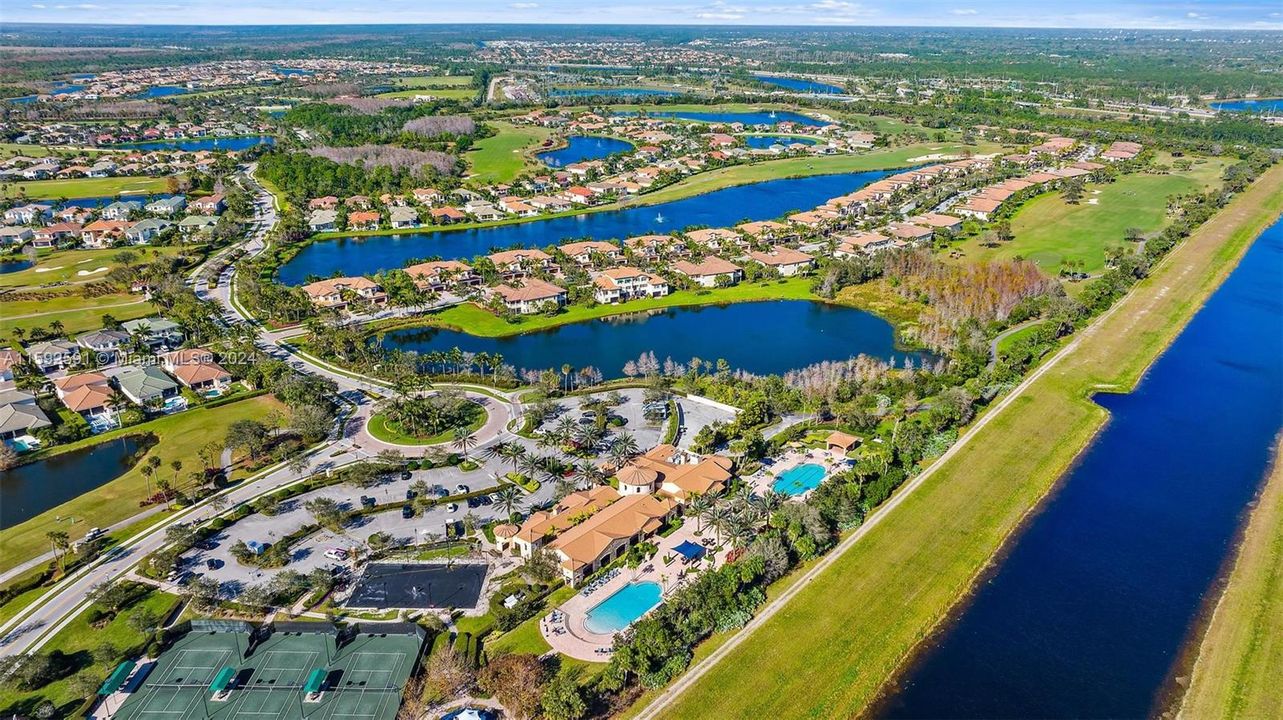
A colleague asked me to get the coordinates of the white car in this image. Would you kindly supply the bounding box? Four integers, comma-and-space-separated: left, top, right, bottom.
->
446, 503, 459, 513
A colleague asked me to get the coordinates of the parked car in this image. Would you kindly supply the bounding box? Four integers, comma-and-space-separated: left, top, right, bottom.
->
455, 484, 469, 494
446, 503, 458, 513
401, 505, 415, 519
206, 558, 221, 570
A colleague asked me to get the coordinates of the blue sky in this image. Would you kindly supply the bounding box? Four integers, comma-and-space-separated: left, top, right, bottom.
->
14, 0, 1283, 29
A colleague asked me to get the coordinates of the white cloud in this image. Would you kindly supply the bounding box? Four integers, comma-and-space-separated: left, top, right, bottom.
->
509, 2, 538, 7
31, 2, 46, 6
952, 8, 978, 15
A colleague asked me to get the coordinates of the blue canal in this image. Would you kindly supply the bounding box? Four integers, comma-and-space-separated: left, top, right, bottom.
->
877, 217, 1283, 718
617, 110, 827, 127
379, 299, 927, 377
537, 135, 634, 166
755, 75, 845, 94
550, 88, 681, 98
1211, 98, 1283, 114
278, 168, 892, 284
0, 436, 148, 530
115, 135, 275, 152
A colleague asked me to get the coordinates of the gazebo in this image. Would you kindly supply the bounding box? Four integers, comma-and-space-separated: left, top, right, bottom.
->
493, 523, 519, 552
825, 431, 860, 454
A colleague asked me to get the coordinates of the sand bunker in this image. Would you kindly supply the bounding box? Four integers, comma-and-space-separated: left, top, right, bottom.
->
76, 266, 109, 276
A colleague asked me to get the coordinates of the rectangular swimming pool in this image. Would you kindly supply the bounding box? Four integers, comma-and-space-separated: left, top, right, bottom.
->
584, 581, 662, 635
772, 462, 827, 496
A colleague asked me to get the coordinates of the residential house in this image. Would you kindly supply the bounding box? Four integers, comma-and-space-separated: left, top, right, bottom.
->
3, 203, 53, 225
747, 247, 815, 276
412, 188, 443, 206
884, 223, 934, 244
0, 226, 34, 246
430, 207, 466, 224
672, 257, 743, 288
559, 240, 621, 266
54, 372, 116, 420
684, 228, 742, 251
308, 196, 339, 211
101, 200, 142, 221
121, 317, 183, 350
178, 215, 218, 237
81, 220, 132, 248
389, 206, 420, 229
955, 196, 1003, 221
0, 349, 21, 386
300, 277, 387, 311
145, 196, 186, 216
25, 339, 79, 372
162, 349, 231, 392
835, 231, 894, 256
76, 328, 130, 362
347, 210, 380, 231
907, 212, 963, 234
0, 389, 51, 441
488, 248, 554, 276
404, 260, 480, 292
492, 279, 567, 315
115, 365, 180, 407
308, 209, 338, 232
33, 222, 82, 247
125, 218, 173, 244
736, 220, 791, 242
592, 267, 669, 304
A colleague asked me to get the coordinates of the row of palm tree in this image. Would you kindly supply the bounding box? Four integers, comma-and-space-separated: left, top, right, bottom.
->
687, 485, 787, 549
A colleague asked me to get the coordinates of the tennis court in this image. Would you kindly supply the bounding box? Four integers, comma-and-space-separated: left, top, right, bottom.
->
111, 622, 424, 720
344, 562, 487, 610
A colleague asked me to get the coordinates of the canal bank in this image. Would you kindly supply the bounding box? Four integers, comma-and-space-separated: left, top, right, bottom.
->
875, 195, 1283, 719
635, 165, 1283, 720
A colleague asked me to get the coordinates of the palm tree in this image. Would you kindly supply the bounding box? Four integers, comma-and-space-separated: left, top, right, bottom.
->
499, 442, 527, 471
493, 485, 524, 521
688, 493, 713, 533
451, 426, 477, 460
574, 460, 607, 488
480, 441, 509, 465
561, 363, 573, 392
46, 530, 69, 573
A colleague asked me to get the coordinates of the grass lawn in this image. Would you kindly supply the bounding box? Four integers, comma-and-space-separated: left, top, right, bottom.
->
1, 175, 173, 200
465, 121, 554, 184
645, 164, 1283, 720
365, 404, 487, 446
391, 75, 473, 88
0, 293, 155, 336
376, 87, 478, 100
0, 587, 181, 715
1177, 440, 1283, 720
953, 159, 1230, 276
389, 277, 832, 339
0, 246, 192, 289
0, 394, 286, 574
0, 143, 114, 159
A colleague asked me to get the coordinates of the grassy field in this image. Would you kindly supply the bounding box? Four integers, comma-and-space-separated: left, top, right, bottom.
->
954, 159, 1230, 276
0, 587, 180, 714
0, 143, 114, 159
465, 121, 554, 184
0, 247, 190, 289
643, 165, 1283, 720
0, 175, 171, 200
1177, 441, 1283, 720
0, 394, 285, 574
0, 294, 155, 337
365, 405, 487, 446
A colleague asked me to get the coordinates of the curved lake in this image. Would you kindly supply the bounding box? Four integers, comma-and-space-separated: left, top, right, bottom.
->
537, 135, 634, 166
133, 85, 191, 98
0, 260, 35, 275
617, 110, 828, 127
877, 217, 1283, 718
1210, 98, 1283, 113
278, 168, 893, 285
379, 299, 927, 377
755, 75, 845, 94
0, 435, 147, 529
116, 135, 275, 152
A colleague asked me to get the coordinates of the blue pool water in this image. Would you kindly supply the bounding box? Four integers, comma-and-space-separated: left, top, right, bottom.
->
1210, 98, 1283, 113
537, 135, 633, 166
584, 581, 663, 634
381, 299, 928, 377
755, 75, 845, 94
116, 135, 275, 152
618, 110, 828, 127
877, 216, 1283, 717
278, 168, 893, 284
743, 134, 821, 150
772, 463, 827, 495
551, 88, 681, 98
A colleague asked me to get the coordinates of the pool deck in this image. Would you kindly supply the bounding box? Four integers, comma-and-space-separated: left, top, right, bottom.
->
542, 522, 727, 661
751, 447, 848, 497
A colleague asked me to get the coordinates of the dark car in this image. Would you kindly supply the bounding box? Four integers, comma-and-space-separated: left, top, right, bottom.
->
401, 505, 415, 519
206, 558, 221, 570
401, 470, 412, 481
361, 496, 377, 508
406, 488, 417, 500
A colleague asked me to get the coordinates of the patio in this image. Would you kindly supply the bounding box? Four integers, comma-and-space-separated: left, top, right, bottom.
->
541, 521, 728, 661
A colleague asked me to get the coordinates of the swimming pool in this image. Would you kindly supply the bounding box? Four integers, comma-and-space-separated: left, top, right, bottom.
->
772, 463, 827, 496
584, 581, 662, 635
